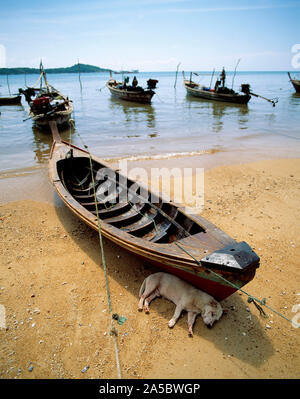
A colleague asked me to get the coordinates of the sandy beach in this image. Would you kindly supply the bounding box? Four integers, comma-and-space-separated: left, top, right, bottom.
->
0, 157, 299, 379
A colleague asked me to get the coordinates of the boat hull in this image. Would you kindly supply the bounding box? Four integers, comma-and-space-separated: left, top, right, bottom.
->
30, 103, 73, 128
48, 133, 260, 301
0, 95, 22, 105
291, 80, 300, 93
184, 80, 250, 104
288, 72, 300, 93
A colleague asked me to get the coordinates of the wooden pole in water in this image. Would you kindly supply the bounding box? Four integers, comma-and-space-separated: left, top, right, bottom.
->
6, 74, 11, 95
174, 62, 181, 88
78, 59, 83, 93
209, 68, 215, 89
39, 60, 44, 91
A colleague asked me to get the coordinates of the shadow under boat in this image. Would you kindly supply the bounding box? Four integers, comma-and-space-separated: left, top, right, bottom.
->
54, 200, 274, 367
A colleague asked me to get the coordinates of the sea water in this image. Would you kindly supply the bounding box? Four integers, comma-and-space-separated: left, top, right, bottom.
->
0, 71, 300, 173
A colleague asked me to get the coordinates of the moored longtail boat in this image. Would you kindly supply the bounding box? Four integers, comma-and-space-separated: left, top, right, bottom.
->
183, 69, 251, 105
183, 80, 251, 104
48, 121, 259, 301
183, 79, 251, 104
183, 70, 278, 106
288, 72, 300, 93
19, 63, 73, 128
106, 74, 158, 104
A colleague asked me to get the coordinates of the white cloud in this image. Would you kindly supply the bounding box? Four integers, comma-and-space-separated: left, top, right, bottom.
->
166, 2, 300, 13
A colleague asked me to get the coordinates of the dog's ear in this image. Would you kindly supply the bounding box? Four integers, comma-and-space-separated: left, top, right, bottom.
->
209, 300, 218, 308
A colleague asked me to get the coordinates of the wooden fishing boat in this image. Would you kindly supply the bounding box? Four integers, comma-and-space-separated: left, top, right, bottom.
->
19, 64, 73, 128
106, 77, 158, 104
0, 95, 22, 105
48, 121, 259, 301
27, 87, 73, 128
183, 79, 251, 104
288, 72, 300, 93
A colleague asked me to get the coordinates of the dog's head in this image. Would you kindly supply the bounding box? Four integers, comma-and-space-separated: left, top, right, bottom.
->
202, 300, 223, 328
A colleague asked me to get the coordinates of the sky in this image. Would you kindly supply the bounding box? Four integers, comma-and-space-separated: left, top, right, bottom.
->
0, 0, 299, 71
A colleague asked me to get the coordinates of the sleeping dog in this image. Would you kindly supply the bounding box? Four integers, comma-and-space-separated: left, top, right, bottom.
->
138, 272, 223, 336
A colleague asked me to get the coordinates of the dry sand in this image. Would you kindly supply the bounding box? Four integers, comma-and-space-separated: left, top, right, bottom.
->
0, 158, 299, 379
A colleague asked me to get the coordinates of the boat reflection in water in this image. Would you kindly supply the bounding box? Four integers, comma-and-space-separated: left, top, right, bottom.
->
291, 92, 300, 101
185, 95, 249, 133
0, 103, 24, 112
32, 123, 75, 165
109, 96, 156, 130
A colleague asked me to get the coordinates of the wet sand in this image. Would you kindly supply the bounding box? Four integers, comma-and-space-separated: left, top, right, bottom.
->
0, 157, 299, 379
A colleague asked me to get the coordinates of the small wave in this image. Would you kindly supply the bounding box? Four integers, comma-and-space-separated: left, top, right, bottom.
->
104, 148, 224, 162
0, 165, 45, 179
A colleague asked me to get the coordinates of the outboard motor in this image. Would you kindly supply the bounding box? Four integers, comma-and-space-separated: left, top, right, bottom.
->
19, 87, 36, 103
32, 96, 51, 113
147, 79, 158, 90
241, 83, 251, 95
240, 83, 277, 107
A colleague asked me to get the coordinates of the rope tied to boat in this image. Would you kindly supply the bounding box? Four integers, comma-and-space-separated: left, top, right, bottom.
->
247, 296, 267, 318
89, 146, 122, 377
174, 241, 293, 324
73, 130, 122, 379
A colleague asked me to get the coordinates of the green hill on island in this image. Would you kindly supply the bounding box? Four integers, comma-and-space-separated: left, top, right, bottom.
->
0, 63, 112, 75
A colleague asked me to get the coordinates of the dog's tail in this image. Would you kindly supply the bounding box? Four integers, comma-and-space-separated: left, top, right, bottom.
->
139, 278, 146, 298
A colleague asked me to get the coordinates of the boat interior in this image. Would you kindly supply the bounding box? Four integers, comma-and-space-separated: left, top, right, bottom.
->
57, 156, 205, 244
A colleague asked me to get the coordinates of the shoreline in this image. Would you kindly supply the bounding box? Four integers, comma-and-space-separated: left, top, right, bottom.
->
0, 157, 299, 379
1, 142, 300, 205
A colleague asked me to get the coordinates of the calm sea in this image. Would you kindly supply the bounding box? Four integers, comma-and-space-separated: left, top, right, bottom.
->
0, 71, 300, 174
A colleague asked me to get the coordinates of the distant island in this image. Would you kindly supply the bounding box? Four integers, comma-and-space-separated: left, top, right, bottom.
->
0, 63, 139, 75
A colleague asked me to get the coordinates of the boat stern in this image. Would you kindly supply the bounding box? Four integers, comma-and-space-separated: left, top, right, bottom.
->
200, 241, 260, 272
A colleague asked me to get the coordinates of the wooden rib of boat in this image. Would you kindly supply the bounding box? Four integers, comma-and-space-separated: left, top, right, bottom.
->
184, 80, 251, 104
48, 121, 259, 301
288, 72, 300, 93
106, 78, 157, 104
19, 64, 73, 128
0, 95, 22, 105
